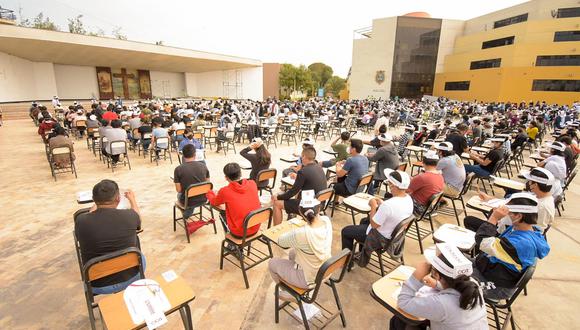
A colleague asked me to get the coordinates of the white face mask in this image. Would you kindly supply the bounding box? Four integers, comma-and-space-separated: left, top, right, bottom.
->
435, 280, 444, 291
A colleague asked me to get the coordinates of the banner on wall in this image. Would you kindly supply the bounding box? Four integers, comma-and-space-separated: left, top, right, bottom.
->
96, 67, 113, 100
96, 67, 152, 100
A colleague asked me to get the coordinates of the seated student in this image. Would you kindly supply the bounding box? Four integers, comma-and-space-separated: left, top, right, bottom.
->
511, 126, 528, 152
341, 169, 413, 252
445, 123, 470, 156
151, 118, 169, 157
366, 133, 399, 195
393, 243, 488, 330
216, 116, 234, 152
334, 139, 369, 197
75, 180, 142, 294
538, 142, 567, 196
411, 125, 428, 146
322, 131, 350, 168
103, 120, 128, 164
363, 124, 387, 149
466, 168, 556, 231
471, 119, 483, 146
557, 136, 575, 171
137, 118, 153, 152
268, 194, 332, 293
38, 111, 57, 143
282, 138, 315, 177
526, 121, 539, 142
240, 138, 271, 188
206, 163, 261, 239
174, 144, 212, 234
273, 147, 327, 225
471, 193, 550, 300
435, 142, 466, 198
407, 151, 444, 215
48, 126, 75, 167
426, 123, 440, 141
178, 128, 203, 152
393, 125, 415, 160
464, 138, 504, 177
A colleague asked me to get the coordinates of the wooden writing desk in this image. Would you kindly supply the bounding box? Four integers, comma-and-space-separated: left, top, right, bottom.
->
262, 218, 306, 247
491, 176, 525, 191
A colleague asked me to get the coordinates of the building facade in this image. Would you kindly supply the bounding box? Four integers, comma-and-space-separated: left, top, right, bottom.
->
350, 0, 580, 105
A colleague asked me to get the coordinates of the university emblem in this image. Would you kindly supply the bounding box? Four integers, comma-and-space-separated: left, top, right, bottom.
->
375, 70, 385, 84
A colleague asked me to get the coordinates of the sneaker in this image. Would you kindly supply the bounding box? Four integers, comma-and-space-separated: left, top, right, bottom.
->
187, 220, 206, 235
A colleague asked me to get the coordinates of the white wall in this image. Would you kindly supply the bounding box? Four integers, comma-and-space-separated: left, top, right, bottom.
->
0, 51, 58, 102
150, 71, 186, 98
54, 64, 99, 100
186, 66, 263, 100
436, 20, 466, 73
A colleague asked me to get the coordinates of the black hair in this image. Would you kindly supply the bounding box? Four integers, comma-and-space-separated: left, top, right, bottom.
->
456, 123, 468, 132
55, 126, 67, 136
527, 169, 552, 192
379, 124, 387, 134
440, 149, 455, 157
299, 204, 321, 224
182, 144, 196, 158
559, 136, 572, 145
550, 149, 564, 157
473, 119, 481, 125
223, 162, 242, 181
340, 131, 350, 141
350, 139, 363, 153
435, 254, 483, 310
388, 171, 403, 188
423, 157, 439, 166
92, 179, 119, 204
111, 120, 122, 128
302, 147, 317, 161
506, 197, 538, 224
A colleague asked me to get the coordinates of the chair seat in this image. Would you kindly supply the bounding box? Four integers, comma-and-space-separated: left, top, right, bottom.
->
175, 200, 185, 210
225, 231, 262, 245
280, 279, 309, 295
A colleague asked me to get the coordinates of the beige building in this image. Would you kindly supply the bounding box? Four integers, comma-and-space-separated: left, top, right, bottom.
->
0, 24, 264, 102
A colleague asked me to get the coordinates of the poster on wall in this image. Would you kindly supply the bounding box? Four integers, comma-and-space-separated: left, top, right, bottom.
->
138, 70, 152, 99
96, 67, 114, 100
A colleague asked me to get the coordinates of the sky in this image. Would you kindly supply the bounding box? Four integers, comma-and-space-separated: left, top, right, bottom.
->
5, 0, 528, 77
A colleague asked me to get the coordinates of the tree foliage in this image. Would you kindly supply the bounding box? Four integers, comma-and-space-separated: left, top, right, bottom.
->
112, 26, 127, 40
308, 62, 333, 89
279, 62, 343, 97
279, 64, 313, 97
68, 14, 87, 34
19, 12, 59, 31
325, 76, 346, 97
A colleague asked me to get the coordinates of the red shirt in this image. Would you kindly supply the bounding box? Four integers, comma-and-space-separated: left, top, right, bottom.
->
206, 179, 261, 238
407, 171, 444, 206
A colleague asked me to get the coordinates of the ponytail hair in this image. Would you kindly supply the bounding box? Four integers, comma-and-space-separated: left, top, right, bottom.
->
435, 255, 484, 310
299, 204, 321, 224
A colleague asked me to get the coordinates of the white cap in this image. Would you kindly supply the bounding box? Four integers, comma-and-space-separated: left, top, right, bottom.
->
301, 138, 314, 146
504, 192, 538, 213
404, 125, 415, 131
424, 150, 439, 160
425, 243, 473, 279
377, 133, 392, 142
299, 190, 320, 207
490, 138, 505, 143
435, 142, 453, 151
383, 169, 411, 189
522, 167, 554, 186
89, 115, 96, 120
549, 141, 566, 151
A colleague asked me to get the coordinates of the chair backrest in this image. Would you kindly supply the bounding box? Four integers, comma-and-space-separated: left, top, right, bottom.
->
385, 214, 416, 258
306, 249, 351, 302
110, 140, 127, 154
193, 132, 203, 140
52, 146, 72, 155
357, 173, 374, 191
564, 168, 578, 190
142, 132, 152, 139
155, 136, 170, 149
242, 207, 272, 238
490, 263, 536, 308
76, 120, 87, 127
315, 188, 334, 206
83, 247, 145, 288
418, 192, 443, 220
490, 159, 505, 175
460, 172, 476, 196
175, 129, 185, 136
184, 182, 213, 208
257, 168, 277, 189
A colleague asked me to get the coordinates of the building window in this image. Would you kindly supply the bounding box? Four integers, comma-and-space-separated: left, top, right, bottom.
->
470, 58, 502, 70
493, 13, 528, 29
554, 31, 580, 42
444, 81, 470, 91
532, 80, 580, 92
482, 36, 514, 49
557, 7, 580, 18
536, 55, 580, 66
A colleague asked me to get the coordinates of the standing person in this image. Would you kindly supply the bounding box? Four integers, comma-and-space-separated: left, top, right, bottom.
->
366, 133, 399, 195
173, 144, 211, 234
268, 195, 332, 293
435, 142, 466, 198
464, 138, 504, 177
334, 139, 370, 197
341, 169, 413, 252
240, 138, 271, 188
75, 180, 143, 294
272, 148, 327, 225
392, 243, 488, 330
407, 151, 444, 214
206, 163, 261, 239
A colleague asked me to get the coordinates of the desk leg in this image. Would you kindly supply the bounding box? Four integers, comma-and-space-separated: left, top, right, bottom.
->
179, 304, 193, 330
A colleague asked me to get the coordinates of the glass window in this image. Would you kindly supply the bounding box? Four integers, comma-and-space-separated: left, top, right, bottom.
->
557, 7, 580, 18
444, 81, 470, 91
482, 36, 515, 49
493, 13, 528, 29
554, 31, 580, 42
532, 80, 580, 92
536, 55, 580, 66
470, 58, 502, 70
389, 17, 442, 99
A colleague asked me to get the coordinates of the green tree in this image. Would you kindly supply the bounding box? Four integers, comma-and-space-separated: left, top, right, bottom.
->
278, 64, 313, 98
20, 12, 59, 31
308, 62, 333, 89
68, 15, 87, 34
324, 75, 346, 97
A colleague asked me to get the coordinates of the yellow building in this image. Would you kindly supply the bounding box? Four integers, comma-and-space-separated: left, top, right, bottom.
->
434, 0, 580, 105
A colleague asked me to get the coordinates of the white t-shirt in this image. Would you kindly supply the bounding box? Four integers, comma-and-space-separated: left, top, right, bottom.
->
537, 195, 555, 229
544, 155, 567, 186
368, 194, 414, 238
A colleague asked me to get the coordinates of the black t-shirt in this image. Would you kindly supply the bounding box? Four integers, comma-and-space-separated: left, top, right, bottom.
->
278, 163, 327, 200
482, 148, 503, 173
446, 133, 468, 156
174, 161, 210, 206
75, 208, 141, 287
138, 125, 152, 138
